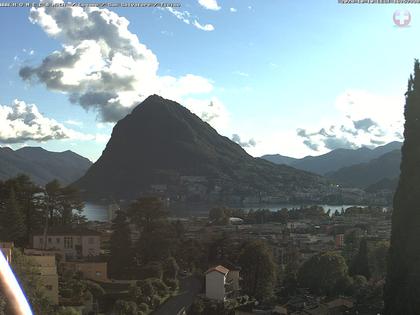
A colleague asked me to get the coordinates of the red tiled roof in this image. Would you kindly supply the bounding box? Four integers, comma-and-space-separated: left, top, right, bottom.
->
205, 265, 229, 275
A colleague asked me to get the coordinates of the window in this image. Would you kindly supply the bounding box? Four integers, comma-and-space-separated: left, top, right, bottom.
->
56, 238, 60, 244
39, 238, 43, 245
64, 237, 73, 249
48, 237, 52, 244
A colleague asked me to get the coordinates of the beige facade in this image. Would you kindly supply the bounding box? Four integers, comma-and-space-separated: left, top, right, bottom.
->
28, 255, 59, 305
33, 228, 101, 260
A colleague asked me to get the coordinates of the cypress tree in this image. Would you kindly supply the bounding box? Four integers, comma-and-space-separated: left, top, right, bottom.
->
0, 188, 26, 244
109, 211, 133, 279
384, 60, 420, 314
350, 238, 370, 280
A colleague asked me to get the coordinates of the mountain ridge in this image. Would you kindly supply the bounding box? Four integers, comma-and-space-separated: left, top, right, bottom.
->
75, 95, 330, 202
0, 146, 92, 185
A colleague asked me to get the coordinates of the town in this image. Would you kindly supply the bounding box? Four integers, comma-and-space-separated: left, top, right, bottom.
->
0, 175, 391, 314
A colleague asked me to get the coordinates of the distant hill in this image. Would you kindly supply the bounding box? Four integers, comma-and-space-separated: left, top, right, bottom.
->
75, 95, 329, 201
261, 141, 402, 175
0, 146, 92, 185
259, 154, 298, 166
326, 149, 401, 189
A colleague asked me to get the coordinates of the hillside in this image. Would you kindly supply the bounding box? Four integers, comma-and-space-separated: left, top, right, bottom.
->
0, 146, 92, 185
326, 150, 401, 189
75, 95, 330, 202
262, 141, 402, 175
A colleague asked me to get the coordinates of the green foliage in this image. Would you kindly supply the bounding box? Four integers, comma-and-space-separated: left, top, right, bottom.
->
0, 187, 25, 243
109, 210, 134, 279
114, 300, 138, 315
298, 251, 350, 296
55, 307, 80, 315
239, 239, 277, 301
137, 261, 163, 280
45, 179, 85, 227
350, 238, 371, 279
385, 60, 420, 314
163, 256, 179, 280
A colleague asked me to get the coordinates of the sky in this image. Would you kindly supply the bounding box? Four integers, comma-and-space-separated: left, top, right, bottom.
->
0, 0, 420, 161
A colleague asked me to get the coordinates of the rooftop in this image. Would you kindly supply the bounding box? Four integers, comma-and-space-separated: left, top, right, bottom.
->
205, 265, 229, 275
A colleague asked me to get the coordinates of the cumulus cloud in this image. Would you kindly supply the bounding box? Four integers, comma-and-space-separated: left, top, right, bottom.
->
297, 90, 404, 152
230, 7, 237, 13
20, 0, 224, 128
231, 134, 257, 148
0, 99, 87, 143
198, 0, 221, 11
166, 7, 215, 31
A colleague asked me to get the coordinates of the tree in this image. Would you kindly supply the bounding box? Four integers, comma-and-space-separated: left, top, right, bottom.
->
238, 240, 277, 301
350, 238, 371, 279
128, 197, 177, 265
128, 197, 167, 232
109, 211, 134, 279
0, 188, 25, 245
44, 180, 84, 227
114, 300, 138, 315
385, 60, 420, 314
298, 251, 350, 296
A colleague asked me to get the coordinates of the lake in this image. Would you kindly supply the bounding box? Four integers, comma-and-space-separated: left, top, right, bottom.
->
81, 202, 363, 222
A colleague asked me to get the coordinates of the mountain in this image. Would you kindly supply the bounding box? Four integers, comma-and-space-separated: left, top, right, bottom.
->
326, 149, 401, 189
0, 146, 92, 185
261, 141, 402, 175
75, 95, 329, 201
259, 154, 298, 166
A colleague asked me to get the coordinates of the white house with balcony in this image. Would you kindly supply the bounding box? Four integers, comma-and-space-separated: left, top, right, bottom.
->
32, 227, 101, 260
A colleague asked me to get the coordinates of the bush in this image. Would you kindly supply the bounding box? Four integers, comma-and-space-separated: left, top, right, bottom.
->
151, 294, 161, 308
138, 303, 149, 313
164, 278, 179, 291
151, 278, 169, 297
60, 288, 73, 298
137, 261, 163, 279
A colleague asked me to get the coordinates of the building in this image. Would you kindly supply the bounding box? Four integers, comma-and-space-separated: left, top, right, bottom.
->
27, 255, 59, 305
205, 264, 240, 301
62, 261, 108, 282
206, 265, 229, 301
0, 242, 13, 263
33, 227, 101, 260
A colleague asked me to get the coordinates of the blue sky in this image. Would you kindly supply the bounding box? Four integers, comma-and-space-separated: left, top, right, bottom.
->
0, 0, 420, 161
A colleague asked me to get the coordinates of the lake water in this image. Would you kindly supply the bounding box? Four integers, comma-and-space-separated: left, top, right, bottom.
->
81, 202, 362, 222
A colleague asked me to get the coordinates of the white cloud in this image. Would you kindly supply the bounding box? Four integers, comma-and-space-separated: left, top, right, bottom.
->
167, 7, 215, 31
20, 0, 224, 129
296, 90, 404, 153
0, 99, 88, 143
231, 134, 256, 148
230, 7, 237, 13
198, 0, 221, 11
192, 20, 215, 32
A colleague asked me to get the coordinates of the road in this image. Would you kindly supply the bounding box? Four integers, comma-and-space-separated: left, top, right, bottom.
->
153, 276, 202, 315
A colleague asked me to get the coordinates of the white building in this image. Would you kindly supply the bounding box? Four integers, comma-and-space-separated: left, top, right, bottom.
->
205, 265, 230, 301
32, 227, 101, 260
205, 264, 240, 301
